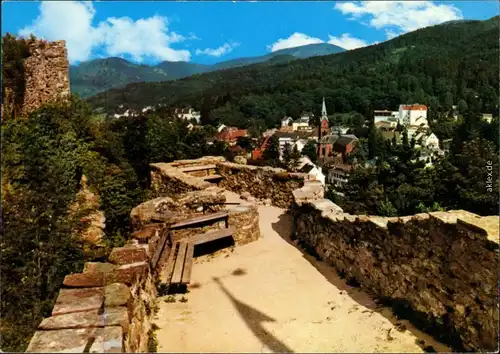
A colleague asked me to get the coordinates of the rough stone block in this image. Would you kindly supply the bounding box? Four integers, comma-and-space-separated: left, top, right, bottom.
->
52, 288, 104, 316
104, 283, 132, 307
105, 262, 148, 286
39, 307, 129, 332
89, 326, 124, 353
84, 262, 117, 274
63, 272, 104, 287
131, 228, 157, 241
26, 328, 92, 352
109, 247, 147, 265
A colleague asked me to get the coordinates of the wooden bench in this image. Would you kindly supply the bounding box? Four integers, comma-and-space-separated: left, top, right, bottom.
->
170, 211, 229, 230
184, 227, 234, 246
160, 241, 195, 291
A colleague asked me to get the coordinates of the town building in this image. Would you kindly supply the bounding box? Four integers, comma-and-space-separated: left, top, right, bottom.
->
175, 107, 201, 123
216, 127, 248, 145
482, 113, 493, 123
274, 131, 316, 156
373, 104, 428, 128
281, 117, 293, 127
217, 124, 227, 133
326, 163, 353, 187
297, 156, 325, 185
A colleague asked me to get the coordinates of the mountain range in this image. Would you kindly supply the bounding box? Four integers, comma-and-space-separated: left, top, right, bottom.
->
70, 43, 345, 98
87, 16, 499, 127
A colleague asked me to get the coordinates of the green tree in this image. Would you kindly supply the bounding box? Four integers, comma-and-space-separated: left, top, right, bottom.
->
282, 142, 292, 168
301, 140, 318, 163
263, 135, 280, 164
290, 144, 302, 171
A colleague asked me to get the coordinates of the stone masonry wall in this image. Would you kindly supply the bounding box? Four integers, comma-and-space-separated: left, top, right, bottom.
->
217, 162, 311, 208
22, 40, 70, 116
25, 227, 162, 352
150, 156, 225, 198
291, 197, 499, 352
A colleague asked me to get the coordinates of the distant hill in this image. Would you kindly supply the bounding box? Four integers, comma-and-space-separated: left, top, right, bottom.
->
87, 17, 499, 128
70, 43, 345, 98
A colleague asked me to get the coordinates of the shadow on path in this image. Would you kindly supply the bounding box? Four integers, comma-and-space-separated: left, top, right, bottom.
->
212, 276, 294, 353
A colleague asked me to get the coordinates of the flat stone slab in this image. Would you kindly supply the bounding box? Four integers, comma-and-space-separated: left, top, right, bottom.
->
109, 246, 147, 265
63, 272, 105, 287
84, 262, 117, 274
105, 262, 148, 285
52, 287, 104, 316
26, 328, 92, 352
39, 307, 129, 332
89, 326, 124, 353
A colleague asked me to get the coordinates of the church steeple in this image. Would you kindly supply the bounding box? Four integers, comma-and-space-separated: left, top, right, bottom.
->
321, 97, 327, 119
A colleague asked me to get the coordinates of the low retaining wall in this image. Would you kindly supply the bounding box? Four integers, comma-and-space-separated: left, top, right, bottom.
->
217, 162, 312, 208
291, 198, 499, 352
26, 229, 163, 352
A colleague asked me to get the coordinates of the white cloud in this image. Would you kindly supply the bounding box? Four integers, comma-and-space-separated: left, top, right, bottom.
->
19, 2, 99, 63
268, 32, 324, 52
335, 1, 463, 38
327, 33, 369, 50
195, 42, 239, 57
19, 1, 192, 63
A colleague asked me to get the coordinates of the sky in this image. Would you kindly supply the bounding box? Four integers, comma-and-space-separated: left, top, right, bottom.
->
2, 1, 498, 65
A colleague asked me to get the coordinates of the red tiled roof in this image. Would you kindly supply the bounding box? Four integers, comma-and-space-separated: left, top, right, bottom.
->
401, 104, 427, 111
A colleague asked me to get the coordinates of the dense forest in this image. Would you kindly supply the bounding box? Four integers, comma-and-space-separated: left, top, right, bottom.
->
88, 17, 499, 131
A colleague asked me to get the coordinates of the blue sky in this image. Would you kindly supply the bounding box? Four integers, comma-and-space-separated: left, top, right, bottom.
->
2, 1, 498, 65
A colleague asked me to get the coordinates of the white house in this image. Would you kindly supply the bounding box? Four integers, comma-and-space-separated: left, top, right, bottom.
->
399, 104, 428, 127
326, 164, 352, 188
292, 118, 310, 132
217, 124, 227, 133
297, 156, 325, 185
482, 113, 493, 123
374, 104, 428, 127
293, 139, 309, 153
175, 108, 201, 123
281, 116, 293, 127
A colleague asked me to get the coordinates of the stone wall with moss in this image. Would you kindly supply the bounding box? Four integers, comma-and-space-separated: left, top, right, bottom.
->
291, 197, 499, 352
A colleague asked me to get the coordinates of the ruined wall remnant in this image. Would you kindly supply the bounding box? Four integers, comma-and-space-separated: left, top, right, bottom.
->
150, 156, 225, 198
217, 162, 313, 208
21, 39, 70, 116
26, 225, 161, 352
291, 198, 499, 352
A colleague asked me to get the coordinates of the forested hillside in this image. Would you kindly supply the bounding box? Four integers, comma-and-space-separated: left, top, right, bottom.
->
88, 17, 499, 130
70, 43, 344, 98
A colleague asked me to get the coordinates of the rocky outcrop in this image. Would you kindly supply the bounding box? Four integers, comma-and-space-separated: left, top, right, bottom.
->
69, 175, 106, 248
217, 162, 310, 208
291, 198, 499, 352
21, 40, 70, 116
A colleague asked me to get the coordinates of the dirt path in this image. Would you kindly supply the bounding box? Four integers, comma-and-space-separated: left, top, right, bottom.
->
155, 193, 449, 353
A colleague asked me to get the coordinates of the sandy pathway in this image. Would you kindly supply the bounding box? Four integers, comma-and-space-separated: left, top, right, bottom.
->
155, 193, 449, 353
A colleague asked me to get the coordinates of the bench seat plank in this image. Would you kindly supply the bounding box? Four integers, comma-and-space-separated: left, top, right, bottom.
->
181, 243, 195, 285
171, 242, 188, 284
160, 242, 178, 284
170, 212, 228, 230
191, 227, 234, 246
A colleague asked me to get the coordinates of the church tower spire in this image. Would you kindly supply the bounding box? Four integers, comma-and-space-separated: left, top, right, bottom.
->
321, 97, 327, 119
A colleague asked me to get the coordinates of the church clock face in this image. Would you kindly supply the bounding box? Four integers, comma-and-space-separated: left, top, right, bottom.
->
322, 120, 328, 128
